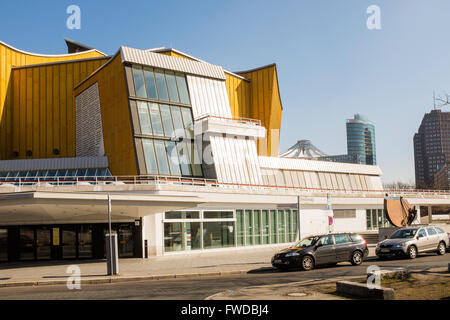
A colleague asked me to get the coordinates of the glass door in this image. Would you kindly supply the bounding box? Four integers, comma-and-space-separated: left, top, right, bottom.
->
0, 229, 7, 262
19, 228, 35, 261
118, 224, 134, 257
78, 225, 93, 258
36, 228, 51, 260
61, 227, 77, 259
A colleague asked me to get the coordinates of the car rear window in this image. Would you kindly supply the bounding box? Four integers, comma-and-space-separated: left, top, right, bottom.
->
349, 234, 364, 242
435, 227, 445, 234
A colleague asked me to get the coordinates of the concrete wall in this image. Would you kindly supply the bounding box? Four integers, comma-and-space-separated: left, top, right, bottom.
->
142, 213, 164, 257
333, 209, 367, 233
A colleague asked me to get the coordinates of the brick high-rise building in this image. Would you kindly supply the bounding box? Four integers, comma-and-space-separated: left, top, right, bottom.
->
413, 109, 450, 189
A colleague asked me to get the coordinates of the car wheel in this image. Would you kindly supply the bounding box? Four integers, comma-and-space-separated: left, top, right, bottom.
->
437, 242, 446, 255
350, 250, 363, 265
407, 245, 417, 259
300, 255, 314, 271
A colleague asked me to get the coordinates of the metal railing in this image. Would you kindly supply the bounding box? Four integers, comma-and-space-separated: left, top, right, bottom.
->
1, 174, 450, 198
194, 114, 262, 126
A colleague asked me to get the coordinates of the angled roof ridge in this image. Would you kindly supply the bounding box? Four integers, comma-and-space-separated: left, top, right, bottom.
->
11, 56, 110, 70
0, 40, 106, 58
234, 63, 277, 75
146, 47, 249, 81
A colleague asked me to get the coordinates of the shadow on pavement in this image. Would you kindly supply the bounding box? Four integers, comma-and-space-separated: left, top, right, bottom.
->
42, 274, 106, 279
0, 259, 107, 270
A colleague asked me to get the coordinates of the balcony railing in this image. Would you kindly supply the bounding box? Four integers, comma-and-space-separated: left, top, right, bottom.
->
1, 174, 450, 197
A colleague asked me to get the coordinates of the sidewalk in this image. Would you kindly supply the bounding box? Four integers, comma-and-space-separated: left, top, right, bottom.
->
0, 244, 377, 288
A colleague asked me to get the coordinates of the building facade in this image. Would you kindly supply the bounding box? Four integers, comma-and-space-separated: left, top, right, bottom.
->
414, 109, 450, 189
1, 39, 428, 264
346, 114, 376, 165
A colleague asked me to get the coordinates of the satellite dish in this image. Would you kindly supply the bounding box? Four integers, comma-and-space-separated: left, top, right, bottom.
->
384, 196, 417, 228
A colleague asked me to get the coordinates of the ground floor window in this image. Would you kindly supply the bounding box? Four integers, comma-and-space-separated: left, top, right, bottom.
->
366, 209, 391, 230
163, 209, 299, 253
1, 223, 141, 262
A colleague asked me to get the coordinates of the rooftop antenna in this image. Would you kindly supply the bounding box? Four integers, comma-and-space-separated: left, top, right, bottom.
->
433, 91, 436, 110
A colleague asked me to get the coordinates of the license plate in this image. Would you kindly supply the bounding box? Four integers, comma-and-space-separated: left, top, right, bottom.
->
273, 259, 282, 264
380, 249, 390, 253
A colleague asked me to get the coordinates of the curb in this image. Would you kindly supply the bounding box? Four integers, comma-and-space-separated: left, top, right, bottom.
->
0, 268, 258, 288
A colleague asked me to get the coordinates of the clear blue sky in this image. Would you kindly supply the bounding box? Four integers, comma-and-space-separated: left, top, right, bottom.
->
1, 0, 450, 184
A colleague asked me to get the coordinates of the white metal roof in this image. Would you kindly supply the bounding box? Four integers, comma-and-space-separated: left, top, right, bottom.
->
120, 46, 226, 80
0, 156, 109, 172
259, 156, 383, 176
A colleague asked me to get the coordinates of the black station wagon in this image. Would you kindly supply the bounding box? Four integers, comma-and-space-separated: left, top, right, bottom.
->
271, 233, 369, 271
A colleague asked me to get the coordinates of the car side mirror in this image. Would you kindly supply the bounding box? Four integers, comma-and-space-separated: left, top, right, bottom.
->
417, 234, 424, 239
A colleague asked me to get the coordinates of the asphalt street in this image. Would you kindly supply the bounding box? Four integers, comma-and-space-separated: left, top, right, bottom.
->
0, 254, 448, 300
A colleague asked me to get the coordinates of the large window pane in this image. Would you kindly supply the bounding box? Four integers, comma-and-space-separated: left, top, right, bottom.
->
293, 210, 298, 241
171, 106, 185, 138
164, 222, 183, 252
262, 210, 269, 244
137, 101, 152, 135
165, 141, 181, 176
132, 67, 146, 98
176, 74, 190, 104
186, 141, 202, 177
286, 210, 292, 242
278, 210, 285, 243
181, 107, 194, 139
187, 222, 202, 250
165, 71, 180, 103
366, 210, 372, 230
236, 210, 244, 246
245, 210, 253, 245
154, 70, 169, 101
270, 210, 277, 244
142, 139, 158, 174
253, 210, 261, 245
149, 103, 164, 136
0, 229, 8, 261
143, 68, 158, 99
203, 222, 235, 249
160, 105, 175, 138
177, 142, 192, 176
153, 140, 170, 175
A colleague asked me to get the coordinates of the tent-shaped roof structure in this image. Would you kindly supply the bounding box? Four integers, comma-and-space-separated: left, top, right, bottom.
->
280, 140, 327, 158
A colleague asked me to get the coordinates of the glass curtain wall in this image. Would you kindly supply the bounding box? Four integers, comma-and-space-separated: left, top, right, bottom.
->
131, 65, 202, 178
366, 209, 390, 230
163, 209, 299, 253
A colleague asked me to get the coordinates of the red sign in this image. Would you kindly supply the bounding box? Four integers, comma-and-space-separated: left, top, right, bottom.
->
328, 217, 333, 225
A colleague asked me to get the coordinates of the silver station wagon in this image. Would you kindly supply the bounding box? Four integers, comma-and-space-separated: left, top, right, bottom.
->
376, 225, 449, 259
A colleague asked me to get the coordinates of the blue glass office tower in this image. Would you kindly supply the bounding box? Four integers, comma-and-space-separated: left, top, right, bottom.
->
346, 114, 376, 165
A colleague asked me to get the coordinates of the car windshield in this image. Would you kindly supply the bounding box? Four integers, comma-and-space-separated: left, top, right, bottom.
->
390, 229, 418, 239
293, 236, 319, 248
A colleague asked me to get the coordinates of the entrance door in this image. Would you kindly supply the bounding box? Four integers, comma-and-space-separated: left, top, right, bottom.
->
61, 227, 77, 259
118, 224, 134, 257
19, 228, 35, 261
0, 229, 7, 262
78, 225, 93, 258
36, 228, 51, 260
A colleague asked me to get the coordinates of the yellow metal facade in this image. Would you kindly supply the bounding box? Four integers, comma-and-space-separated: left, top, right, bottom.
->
228, 65, 283, 157
0, 41, 106, 159
74, 54, 138, 176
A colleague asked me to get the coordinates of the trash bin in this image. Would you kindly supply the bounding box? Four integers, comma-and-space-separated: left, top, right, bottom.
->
105, 233, 119, 275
